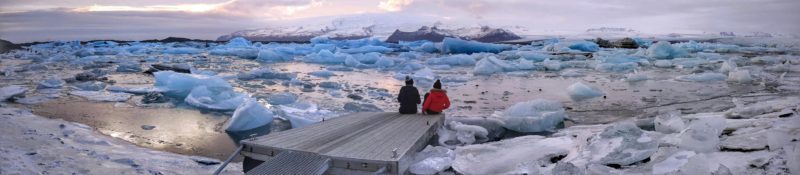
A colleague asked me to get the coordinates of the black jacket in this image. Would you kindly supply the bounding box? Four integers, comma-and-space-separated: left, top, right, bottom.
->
397, 85, 421, 114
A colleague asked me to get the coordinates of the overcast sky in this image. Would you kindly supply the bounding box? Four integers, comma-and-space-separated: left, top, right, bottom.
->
1, 0, 798, 43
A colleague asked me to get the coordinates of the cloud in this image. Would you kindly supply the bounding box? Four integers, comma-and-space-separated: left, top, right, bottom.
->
378, 0, 413, 12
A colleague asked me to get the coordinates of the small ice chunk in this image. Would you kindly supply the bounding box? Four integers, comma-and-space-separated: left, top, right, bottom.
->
675, 72, 727, 82
343, 102, 383, 112
338, 45, 393, 54
266, 92, 297, 105
678, 115, 726, 153
439, 121, 490, 146
719, 59, 737, 73
237, 68, 296, 81
654, 60, 674, 68
116, 62, 142, 72
309, 70, 336, 78
441, 37, 512, 54
224, 98, 273, 132
543, 59, 562, 71
256, 49, 294, 62
498, 99, 566, 133
106, 86, 154, 95
69, 91, 131, 102
74, 81, 107, 91
184, 86, 246, 111
278, 101, 338, 128
587, 122, 658, 166
318, 82, 340, 89
409, 146, 455, 175
624, 72, 649, 82
0, 85, 29, 101
654, 111, 685, 134
38, 78, 65, 89
766, 117, 800, 151
517, 51, 551, 62
727, 69, 752, 84
426, 54, 477, 66
452, 136, 574, 175
473, 56, 517, 75
567, 82, 605, 101
652, 151, 697, 175
302, 50, 349, 64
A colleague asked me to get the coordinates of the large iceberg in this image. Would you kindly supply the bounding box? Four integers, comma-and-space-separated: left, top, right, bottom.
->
498, 99, 567, 133
566, 82, 605, 101
184, 86, 246, 111
224, 98, 273, 132
647, 41, 688, 59
441, 38, 512, 54
426, 54, 477, 66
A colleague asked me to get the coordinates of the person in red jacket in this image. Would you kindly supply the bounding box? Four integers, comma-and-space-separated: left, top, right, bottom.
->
422, 79, 450, 114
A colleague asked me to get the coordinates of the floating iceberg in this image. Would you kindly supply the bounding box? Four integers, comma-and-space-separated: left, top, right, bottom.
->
69, 91, 131, 102
38, 78, 65, 89
224, 98, 273, 132
0, 85, 29, 102
675, 72, 727, 82
237, 68, 296, 80
727, 69, 753, 84
438, 121, 490, 147
302, 50, 350, 64
654, 111, 685, 134
567, 82, 605, 101
473, 56, 517, 75
153, 71, 231, 99
568, 41, 600, 52
517, 51, 551, 62
277, 101, 338, 128
586, 122, 658, 165
338, 45, 393, 54
184, 86, 246, 111
441, 38, 512, 54
499, 99, 566, 133
116, 62, 142, 73
452, 136, 574, 175
163, 47, 202, 55
652, 151, 697, 175
426, 54, 476, 66
256, 49, 294, 62
266, 92, 297, 105
647, 41, 688, 59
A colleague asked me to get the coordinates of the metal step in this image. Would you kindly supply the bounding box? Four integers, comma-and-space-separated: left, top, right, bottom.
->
246, 151, 331, 175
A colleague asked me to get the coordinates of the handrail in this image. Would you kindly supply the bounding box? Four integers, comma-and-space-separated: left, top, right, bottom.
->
213, 145, 244, 175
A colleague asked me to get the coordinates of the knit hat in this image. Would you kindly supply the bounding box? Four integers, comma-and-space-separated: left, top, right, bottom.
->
405, 76, 414, 85
433, 79, 442, 89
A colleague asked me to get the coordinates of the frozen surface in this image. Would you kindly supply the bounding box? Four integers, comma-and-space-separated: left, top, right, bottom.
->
452, 135, 574, 175
0, 107, 242, 174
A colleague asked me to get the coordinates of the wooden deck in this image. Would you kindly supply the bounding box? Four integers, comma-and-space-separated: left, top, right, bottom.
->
240, 112, 444, 175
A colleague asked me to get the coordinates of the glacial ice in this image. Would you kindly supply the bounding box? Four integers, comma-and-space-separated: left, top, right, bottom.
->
586, 122, 658, 165
727, 69, 753, 84
69, 91, 132, 102
153, 71, 231, 99
256, 49, 294, 62
678, 115, 726, 153
452, 136, 574, 175
266, 92, 297, 105
441, 37, 512, 54
106, 86, 155, 95
516, 51, 551, 62
343, 102, 383, 112
224, 98, 273, 132
309, 70, 336, 78
498, 99, 566, 133
302, 50, 349, 64
116, 62, 142, 72
437, 121, 490, 147
654, 60, 674, 68
426, 54, 477, 66
74, 81, 107, 91
237, 68, 296, 80
163, 47, 202, 55
409, 146, 455, 175
652, 150, 697, 175
277, 101, 337, 128
338, 45, 393, 54
0, 85, 29, 102
654, 111, 685, 134
624, 72, 649, 82
567, 82, 605, 101
473, 56, 517, 75
675, 72, 727, 82
184, 86, 246, 111
568, 41, 600, 52
37, 78, 65, 89
647, 41, 688, 59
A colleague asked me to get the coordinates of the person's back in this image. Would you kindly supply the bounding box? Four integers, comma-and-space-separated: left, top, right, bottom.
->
422, 80, 450, 114
397, 77, 421, 114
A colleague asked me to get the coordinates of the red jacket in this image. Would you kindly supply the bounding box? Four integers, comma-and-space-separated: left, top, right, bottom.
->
422, 89, 450, 113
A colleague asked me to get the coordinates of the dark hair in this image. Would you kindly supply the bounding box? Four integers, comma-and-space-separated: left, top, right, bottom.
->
405, 76, 414, 85
433, 79, 442, 89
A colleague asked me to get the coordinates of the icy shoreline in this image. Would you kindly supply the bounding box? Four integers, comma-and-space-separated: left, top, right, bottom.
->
0, 106, 242, 174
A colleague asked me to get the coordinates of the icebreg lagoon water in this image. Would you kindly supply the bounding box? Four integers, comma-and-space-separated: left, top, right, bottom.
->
0, 35, 799, 174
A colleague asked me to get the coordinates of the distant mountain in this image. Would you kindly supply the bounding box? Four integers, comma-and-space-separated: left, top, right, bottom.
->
217, 13, 526, 43
385, 25, 521, 43
586, 27, 637, 33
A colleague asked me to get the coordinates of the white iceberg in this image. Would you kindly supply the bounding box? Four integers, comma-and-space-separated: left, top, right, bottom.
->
153, 71, 231, 99
452, 135, 574, 175
567, 82, 605, 101
498, 99, 566, 133
184, 86, 246, 111
409, 146, 455, 175
224, 98, 273, 132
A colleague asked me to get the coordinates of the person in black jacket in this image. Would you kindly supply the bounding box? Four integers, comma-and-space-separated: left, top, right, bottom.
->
397, 76, 421, 114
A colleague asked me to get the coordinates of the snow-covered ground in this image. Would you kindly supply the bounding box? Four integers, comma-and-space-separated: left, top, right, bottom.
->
1, 33, 799, 174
